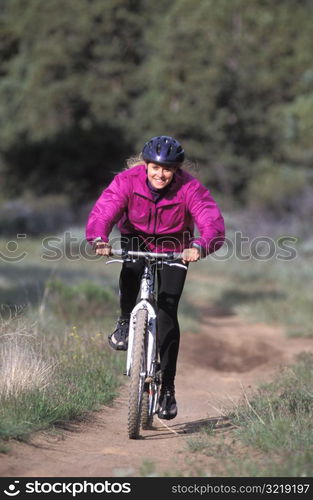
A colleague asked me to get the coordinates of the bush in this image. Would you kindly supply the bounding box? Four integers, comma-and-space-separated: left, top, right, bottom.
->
246, 160, 309, 213
46, 279, 118, 324
0, 195, 81, 236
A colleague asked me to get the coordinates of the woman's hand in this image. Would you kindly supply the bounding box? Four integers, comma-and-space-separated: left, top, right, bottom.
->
94, 242, 112, 257
181, 247, 200, 264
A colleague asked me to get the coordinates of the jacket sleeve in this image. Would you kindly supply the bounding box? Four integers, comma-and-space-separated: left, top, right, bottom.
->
85, 173, 130, 244
186, 180, 225, 256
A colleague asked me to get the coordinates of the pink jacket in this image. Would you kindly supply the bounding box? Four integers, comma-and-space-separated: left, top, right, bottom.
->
86, 164, 225, 255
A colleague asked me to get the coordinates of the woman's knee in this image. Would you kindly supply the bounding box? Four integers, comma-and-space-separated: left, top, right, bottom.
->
158, 292, 180, 314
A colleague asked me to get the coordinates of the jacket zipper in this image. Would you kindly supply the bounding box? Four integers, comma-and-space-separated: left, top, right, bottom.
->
153, 207, 158, 234
133, 191, 181, 234
153, 203, 183, 234
148, 207, 152, 231
153, 207, 157, 234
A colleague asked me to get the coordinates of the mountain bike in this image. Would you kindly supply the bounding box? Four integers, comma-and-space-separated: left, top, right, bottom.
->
106, 249, 186, 439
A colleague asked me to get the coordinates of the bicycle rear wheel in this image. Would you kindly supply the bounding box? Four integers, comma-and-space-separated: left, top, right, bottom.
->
141, 376, 161, 430
128, 308, 148, 439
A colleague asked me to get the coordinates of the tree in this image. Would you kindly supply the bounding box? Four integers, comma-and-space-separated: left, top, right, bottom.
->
130, 0, 313, 205
1, 0, 313, 209
0, 0, 145, 201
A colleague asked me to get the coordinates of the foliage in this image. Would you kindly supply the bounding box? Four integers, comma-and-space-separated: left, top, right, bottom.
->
130, 0, 313, 202
0, 0, 143, 201
0, 0, 313, 209
47, 279, 117, 324
0, 194, 78, 236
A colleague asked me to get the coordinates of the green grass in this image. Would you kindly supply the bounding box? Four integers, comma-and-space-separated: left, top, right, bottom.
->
180, 249, 313, 338
182, 353, 313, 477
231, 352, 313, 443
0, 318, 125, 442
2, 233, 312, 338
0, 234, 125, 444
228, 355, 313, 476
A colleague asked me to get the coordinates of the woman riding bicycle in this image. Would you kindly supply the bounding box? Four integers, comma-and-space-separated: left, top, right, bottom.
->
86, 135, 225, 420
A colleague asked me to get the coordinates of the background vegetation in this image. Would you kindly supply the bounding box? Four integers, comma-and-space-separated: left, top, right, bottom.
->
0, 235, 125, 444
1, 0, 313, 221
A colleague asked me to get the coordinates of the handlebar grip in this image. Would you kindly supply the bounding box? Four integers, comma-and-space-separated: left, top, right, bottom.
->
111, 249, 123, 257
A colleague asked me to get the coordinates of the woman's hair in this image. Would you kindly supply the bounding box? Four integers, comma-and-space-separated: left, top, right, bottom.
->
125, 154, 145, 169
125, 153, 198, 172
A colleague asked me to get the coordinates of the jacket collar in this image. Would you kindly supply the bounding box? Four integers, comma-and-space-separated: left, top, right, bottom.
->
132, 164, 183, 204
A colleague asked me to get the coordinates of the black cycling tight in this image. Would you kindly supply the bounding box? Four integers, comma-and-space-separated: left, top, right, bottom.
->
118, 236, 188, 386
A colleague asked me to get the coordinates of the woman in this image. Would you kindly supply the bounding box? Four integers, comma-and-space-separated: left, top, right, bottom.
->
86, 136, 225, 420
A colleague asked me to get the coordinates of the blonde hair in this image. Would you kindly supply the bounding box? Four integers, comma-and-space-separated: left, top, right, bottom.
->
125, 153, 145, 169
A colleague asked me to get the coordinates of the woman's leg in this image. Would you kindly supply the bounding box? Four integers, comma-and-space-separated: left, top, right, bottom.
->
108, 235, 145, 350
156, 262, 187, 419
119, 235, 146, 317
157, 263, 188, 386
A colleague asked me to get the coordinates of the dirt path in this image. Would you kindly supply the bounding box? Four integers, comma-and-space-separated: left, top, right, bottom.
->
0, 314, 312, 478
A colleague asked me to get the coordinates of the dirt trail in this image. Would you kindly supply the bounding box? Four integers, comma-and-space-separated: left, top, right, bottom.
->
1, 314, 312, 478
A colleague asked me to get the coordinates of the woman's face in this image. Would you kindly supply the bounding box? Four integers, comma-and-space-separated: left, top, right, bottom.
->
146, 163, 176, 190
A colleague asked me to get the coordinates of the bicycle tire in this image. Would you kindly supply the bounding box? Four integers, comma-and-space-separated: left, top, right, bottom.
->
128, 308, 148, 439
141, 382, 154, 430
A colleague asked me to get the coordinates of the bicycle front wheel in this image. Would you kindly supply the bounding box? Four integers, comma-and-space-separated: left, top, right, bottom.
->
141, 382, 154, 430
128, 308, 148, 439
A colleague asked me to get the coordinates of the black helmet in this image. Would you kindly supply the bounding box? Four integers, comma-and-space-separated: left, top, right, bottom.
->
142, 136, 185, 166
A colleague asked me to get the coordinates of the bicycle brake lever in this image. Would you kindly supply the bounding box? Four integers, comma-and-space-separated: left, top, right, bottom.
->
106, 259, 124, 264
165, 262, 188, 270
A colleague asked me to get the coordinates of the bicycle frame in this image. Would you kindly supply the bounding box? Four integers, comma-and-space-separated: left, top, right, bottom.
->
106, 249, 186, 437
126, 258, 157, 378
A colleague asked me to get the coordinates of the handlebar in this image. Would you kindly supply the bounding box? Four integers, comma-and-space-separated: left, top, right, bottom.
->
110, 249, 183, 260
105, 249, 187, 269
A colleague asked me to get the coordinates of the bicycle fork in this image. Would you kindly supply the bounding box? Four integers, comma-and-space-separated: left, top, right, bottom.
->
126, 300, 157, 378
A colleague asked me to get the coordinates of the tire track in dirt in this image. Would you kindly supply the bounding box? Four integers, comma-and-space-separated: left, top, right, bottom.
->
0, 315, 312, 477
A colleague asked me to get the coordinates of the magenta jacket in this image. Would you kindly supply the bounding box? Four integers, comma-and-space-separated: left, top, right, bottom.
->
86, 164, 225, 255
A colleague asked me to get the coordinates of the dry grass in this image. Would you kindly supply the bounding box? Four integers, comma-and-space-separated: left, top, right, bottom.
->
0, 328, 55, 399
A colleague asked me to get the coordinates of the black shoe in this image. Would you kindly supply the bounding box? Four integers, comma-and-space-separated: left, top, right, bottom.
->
108, 317, 130, 351
158, 386, 177, 420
